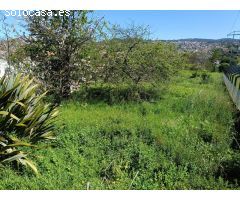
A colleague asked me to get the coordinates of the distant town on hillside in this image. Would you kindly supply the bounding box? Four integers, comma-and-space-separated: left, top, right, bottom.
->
161, 38, 240, 53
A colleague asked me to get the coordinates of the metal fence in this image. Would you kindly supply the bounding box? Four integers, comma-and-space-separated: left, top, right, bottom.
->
223, 66, 240, 110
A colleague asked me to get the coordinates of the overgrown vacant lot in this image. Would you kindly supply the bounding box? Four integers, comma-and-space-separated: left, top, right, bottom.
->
0, 70, 237, 189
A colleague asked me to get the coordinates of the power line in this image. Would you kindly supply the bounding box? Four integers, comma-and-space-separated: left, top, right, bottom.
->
230, 10, 240, 32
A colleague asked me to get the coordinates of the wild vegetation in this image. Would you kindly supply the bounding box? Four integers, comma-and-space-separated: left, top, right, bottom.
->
0, 10, 240, 189
0, 70, 238, 189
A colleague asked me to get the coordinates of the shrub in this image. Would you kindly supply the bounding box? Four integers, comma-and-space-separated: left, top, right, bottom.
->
218, 152, 240, 184
219, 63, 230, 72
0, 74, 58, 174
71, 83, 163, 104
200, 71, 211, 84
189, 72, 199, 78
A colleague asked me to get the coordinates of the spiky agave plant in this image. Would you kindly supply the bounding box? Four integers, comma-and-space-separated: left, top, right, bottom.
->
0, 73, 58, 174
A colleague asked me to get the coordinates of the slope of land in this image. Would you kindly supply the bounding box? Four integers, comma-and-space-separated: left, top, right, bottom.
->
0, 70, 237, 189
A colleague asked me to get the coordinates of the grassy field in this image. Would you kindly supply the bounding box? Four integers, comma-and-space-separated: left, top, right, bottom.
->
0, 70, 238, 189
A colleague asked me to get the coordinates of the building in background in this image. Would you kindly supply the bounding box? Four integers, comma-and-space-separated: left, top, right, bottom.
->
0, 59, 8, 77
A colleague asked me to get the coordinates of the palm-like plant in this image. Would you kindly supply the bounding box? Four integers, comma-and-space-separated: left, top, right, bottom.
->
0, 73, 58, 174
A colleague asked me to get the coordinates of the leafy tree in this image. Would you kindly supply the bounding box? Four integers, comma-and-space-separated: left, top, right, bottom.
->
22, 10, 102, 102
186, 51, 209, 70
81, 24, 182, 86
124, 41, 181, 85
207, 48, 224, 71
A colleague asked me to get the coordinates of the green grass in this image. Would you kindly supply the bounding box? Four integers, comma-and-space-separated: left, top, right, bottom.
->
0, 70, 237, 189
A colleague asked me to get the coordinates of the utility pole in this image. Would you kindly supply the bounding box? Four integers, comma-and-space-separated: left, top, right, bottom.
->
227, 31, 240, 39
227, 31, 240, 58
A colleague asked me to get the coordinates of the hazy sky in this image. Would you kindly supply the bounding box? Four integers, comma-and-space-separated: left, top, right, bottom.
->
95, 10, 240, 40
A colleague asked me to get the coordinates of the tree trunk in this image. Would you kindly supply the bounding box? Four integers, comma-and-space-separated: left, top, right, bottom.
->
60, 67, 71, 99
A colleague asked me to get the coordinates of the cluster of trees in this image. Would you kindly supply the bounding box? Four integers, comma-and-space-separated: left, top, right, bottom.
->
182, 51, 210, 70
208, 47, 240, 72
1, 10, 186, 102
183, 46, 240, 72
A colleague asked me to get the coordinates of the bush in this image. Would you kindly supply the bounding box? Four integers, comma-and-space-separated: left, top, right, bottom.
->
0, 74, 58, 174
189, 71, 211, 84
189, 72, 199, 78
200, 71, 211, 84
219, 63, 230, 72
71, 83, 164, 104
218, 152, 240, 184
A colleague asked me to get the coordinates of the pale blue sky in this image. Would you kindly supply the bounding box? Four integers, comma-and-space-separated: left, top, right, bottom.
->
95, 10, 240, 40
1, 10, 240, 40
